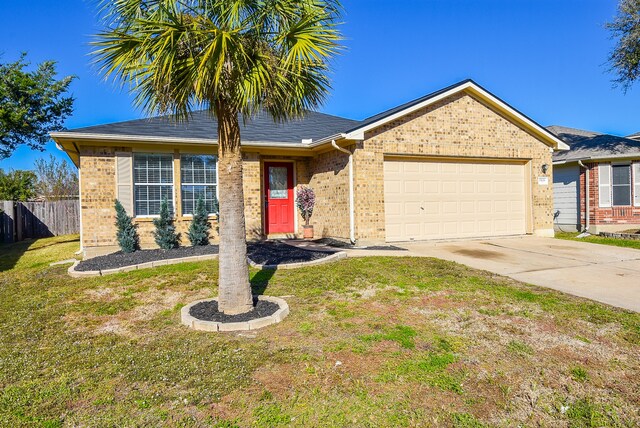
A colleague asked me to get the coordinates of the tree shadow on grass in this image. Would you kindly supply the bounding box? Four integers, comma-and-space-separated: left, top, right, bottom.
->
0, 240, 33, 272
250, 268, 276, 296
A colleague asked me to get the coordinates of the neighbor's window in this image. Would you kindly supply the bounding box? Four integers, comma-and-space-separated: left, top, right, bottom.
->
133, 153, 174, 216
612, 164, 631, 206
180, 154, 218, 215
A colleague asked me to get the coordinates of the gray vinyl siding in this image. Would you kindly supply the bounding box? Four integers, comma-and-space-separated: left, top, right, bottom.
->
553, 164, 580, 231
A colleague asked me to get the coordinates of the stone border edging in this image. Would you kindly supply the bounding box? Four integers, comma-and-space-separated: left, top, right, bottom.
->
247, 250, 347, 270
181, 296, 289, 332
67, 254, 219, 278
68, 248, 346, 278
599, 232, 640, 241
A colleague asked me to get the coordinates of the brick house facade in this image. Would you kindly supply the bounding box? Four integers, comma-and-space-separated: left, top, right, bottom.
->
578, 162, 640, 232
54, 80, 568, 258
551, 126, 640, 233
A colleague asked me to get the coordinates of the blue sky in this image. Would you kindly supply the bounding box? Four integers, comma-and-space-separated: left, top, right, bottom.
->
0, 0, 636, 170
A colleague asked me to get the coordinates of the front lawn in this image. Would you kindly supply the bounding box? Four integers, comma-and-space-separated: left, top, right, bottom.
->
556, 231, 640, 251
1, 236, 639, 427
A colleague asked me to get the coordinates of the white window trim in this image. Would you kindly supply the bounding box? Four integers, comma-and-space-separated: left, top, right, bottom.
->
634, 162, 640, 207
598, 163, 612, 208
611, 162, 632, 207
133, 153, 175, 217
180, 154, 219, 216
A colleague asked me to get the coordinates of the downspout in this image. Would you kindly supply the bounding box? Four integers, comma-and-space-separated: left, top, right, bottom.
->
331, 140, 356, 244
578, 160, 589, 232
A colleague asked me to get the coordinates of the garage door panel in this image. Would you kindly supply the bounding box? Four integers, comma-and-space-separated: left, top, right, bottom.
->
442, 181, 457, 193
460, 201, 475, 212
386, 181, 402, 194
384, 159, 526, 242
442, 201, 458, 214
477, 181, 491, 193
460, 181, 475, 193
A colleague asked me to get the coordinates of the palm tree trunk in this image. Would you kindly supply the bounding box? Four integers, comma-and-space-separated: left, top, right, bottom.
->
216, 102, 253, 315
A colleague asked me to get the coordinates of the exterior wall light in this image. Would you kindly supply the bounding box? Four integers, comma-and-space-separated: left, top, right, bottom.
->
541, 164, 549, 174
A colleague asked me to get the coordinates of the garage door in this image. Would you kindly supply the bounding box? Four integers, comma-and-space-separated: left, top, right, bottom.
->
384, 159, 527, 242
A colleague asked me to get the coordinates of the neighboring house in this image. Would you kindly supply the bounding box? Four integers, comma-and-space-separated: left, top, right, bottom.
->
52, 80, 568, 258
549, 126, 640, 233
626, 132, 640, 141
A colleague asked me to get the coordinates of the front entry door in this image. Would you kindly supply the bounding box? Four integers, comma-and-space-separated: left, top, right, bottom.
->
264, 162, 294, 234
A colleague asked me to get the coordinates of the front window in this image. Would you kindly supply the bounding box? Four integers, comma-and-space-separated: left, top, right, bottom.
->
612, 164, 631, 206
181, 154, 218, 215
134, 153, 174, 216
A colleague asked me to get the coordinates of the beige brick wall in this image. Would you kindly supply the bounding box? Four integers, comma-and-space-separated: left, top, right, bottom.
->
306, 148, 351, 239
80, 147, 316, 257
353, 92, 554, 242
80, 146, 224, 257
79, 146, 119, 250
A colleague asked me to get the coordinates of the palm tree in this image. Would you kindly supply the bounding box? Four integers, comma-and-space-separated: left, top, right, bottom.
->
93, 0, 341, 314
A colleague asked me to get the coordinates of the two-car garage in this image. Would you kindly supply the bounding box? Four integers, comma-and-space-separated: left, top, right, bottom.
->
383, 158, 529, 242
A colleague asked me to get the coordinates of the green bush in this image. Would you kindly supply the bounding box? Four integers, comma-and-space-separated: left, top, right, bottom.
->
153, 198, 179, 250
114, 199, 138, 253
187, 196, 211, 246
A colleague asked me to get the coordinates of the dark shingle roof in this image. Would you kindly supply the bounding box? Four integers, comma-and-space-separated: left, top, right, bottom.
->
548, 125, 640, 162
625, 131, 640, 140
68, 109, 361, 144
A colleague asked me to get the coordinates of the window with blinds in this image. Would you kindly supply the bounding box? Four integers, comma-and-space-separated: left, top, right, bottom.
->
180, 154, 218, 215
133, 153, 174, 216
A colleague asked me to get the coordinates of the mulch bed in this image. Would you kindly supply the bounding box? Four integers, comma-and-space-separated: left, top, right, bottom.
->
189, 298, 279, 323
75, 245, 220, 272
247, 241, 335, 265
75, 241, 336, 272
314, 237, 407, 251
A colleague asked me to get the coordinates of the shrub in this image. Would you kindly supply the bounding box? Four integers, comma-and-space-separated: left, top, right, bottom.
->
295, 185, 315, 226
114, 199, 138, 253
187, 196, 211, 246
153, 198, 179, 250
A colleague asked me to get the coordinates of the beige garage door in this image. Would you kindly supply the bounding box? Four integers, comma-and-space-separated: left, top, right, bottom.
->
384, 159, 527, 242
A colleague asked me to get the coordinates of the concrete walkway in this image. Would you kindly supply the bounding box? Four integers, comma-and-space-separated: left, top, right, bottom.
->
298, 236, 640, 312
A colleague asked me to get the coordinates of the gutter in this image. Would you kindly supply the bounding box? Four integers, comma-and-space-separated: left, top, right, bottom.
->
331, 138, 356, 244
578, 160, 590, 232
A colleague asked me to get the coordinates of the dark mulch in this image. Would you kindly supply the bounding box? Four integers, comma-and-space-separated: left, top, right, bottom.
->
189, 298, 280, 323
75, 245, 219, 272
75, 240, 337, 272
247, 241, 335, 265
314, 237, 407, 251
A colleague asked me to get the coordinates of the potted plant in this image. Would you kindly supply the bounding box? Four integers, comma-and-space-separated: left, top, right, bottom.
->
296, 185, 316, 239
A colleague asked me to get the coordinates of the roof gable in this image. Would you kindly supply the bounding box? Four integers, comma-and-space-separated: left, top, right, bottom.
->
340, 80, 569, 151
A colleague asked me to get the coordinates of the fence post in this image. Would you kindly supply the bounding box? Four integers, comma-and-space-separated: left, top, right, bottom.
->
2, 201, 15, 243
15, 202, 23, 242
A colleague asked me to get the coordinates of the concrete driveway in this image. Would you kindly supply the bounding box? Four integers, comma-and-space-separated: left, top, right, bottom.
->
351, 236, 640, 312
336, 236, 640, 312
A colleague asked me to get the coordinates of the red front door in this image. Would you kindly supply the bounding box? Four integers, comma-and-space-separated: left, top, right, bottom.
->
264, 162, 294, 234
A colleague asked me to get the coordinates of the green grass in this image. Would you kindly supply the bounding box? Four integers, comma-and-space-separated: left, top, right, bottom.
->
360, 325, 418, 349
556, 231, 640, 251
507, 340, 534, 356
1, 235, 639, 426
570, 366, 589, 382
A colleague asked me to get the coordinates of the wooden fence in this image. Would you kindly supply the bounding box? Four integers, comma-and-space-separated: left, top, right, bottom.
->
1, 199, 80, 243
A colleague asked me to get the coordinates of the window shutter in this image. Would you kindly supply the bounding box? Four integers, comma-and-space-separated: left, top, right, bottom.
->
598, 163, 612, 207
634, 162, 640, 207
116, 152, 134, 215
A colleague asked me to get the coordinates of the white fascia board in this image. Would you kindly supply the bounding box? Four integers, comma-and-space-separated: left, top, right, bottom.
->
311, 133, 348, 146
342, 81, 570, 151
50, 132, 310, 149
